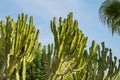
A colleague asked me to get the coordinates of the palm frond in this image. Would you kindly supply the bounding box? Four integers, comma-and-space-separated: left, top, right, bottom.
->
99, 0, 120, 35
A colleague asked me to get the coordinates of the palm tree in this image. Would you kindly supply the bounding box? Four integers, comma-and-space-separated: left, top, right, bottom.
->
99, 0, 120, 35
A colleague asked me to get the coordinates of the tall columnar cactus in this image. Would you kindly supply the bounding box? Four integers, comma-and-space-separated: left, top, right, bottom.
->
69, 42, 120, 80
45, 12, 95, 80
60, 40, 99, 80
45, 12, 120, 80
85, 42, 120, 80
0, 13, 40, 80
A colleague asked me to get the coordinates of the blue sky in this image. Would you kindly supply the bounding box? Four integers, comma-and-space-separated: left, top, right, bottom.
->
0, 0, 120, 58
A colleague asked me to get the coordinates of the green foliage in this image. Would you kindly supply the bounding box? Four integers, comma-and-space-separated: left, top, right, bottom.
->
26, 44, 53, 80
99, 0, 120, 35
0, 13, 40, 80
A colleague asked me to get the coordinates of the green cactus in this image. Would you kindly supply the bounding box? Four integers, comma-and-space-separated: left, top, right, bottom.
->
0, 12, 119, 80
69, 42, 120, 80
44, 12, 120, 80
45, 12, 96, 80
0, 13, 40, 80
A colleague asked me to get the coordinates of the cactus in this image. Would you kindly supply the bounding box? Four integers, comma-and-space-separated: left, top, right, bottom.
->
0, 12, 119, 80
71, 42, 120, 80
0, 13, 40, 80
44, 12, 120, 80
45, 12, 96, 80
60, 40, 99, 80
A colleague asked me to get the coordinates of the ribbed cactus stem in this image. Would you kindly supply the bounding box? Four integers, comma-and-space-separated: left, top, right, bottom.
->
22, 57, 26, 80
16, 64, 20, 80
0, 13, 40, 80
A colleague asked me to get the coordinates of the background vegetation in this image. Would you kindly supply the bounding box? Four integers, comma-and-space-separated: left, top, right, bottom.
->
0, 0, 120, 80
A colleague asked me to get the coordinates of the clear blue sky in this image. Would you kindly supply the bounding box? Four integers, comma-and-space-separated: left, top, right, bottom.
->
0, 0, 120, 58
